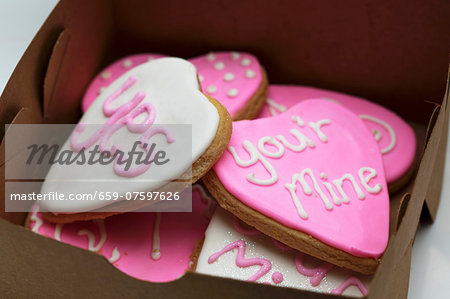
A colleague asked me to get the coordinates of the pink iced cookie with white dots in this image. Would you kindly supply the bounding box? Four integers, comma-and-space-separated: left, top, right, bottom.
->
190, 51, 268, 120
258, 85, 416, 191
81, 54, 166, 112
27, 185, 215, 282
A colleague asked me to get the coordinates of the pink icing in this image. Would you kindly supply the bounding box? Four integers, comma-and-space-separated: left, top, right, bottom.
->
208, 240, 272, 282
331, 276, 369, 296
213, 100, 390, 258
190, 52, 263, 118
271, 272, 284, 284
258, 85, 416, 183
294, 253, 334, 287
81, 54, 166, 112
29, 184, 212, 282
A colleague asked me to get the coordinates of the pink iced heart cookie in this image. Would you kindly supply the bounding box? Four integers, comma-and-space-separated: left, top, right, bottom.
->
27, 184, 215, 282
81, 54, 166, 112
204, 99, 390, 274
258, 85, 416, 191
189, 51, 268, 120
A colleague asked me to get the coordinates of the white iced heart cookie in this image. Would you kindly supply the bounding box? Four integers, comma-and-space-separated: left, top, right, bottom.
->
40, 58, 231, 222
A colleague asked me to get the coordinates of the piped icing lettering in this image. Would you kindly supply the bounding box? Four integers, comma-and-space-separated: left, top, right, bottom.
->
208, 240, 272, 282
71, 76, 175, 178
228, 141, 278, 185
266, 98, 287, 116
78, 219, 107, 252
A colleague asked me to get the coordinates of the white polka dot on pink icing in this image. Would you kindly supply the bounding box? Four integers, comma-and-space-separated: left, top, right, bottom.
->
189, 52, 263, 118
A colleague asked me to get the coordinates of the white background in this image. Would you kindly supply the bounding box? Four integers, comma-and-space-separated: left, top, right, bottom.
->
0, 1, 448, 297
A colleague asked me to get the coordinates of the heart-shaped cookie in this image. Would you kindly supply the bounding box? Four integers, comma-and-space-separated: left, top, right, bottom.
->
28, 184, 214, 282
190, 51, 268, 120
203, 99, 389, 274
40, 58, 231, 222
83, 52, 268, 121
258, 85, 416, 191
81, 54, 166, 112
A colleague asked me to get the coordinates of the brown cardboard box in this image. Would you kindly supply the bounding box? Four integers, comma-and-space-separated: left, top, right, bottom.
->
1, 0, 449, 297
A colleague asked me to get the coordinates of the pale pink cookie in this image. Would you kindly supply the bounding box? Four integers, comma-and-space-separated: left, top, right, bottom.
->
81, 54, 166, 112
196, 207, 371, 297
27, 185, 215, 282
189, 51, 268, 120
203, 99, 390, 274
258, 85, 416, 190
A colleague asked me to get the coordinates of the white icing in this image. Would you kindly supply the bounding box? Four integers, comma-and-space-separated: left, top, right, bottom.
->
257, 136, 285, 158
206, 52, 216, 61
266, 98, 287, 116
227, 88, 239, 98
285, 168, 334, 219
228, 141, 277, 186
359, 115, 396, 154
78, 219, 107, 252
196, 207, 371, 296
372, 129, 381, 141
40, 58, 220, 213
308, 119, 331, 143
108, 247, 120, 263
276, 129, 315, 152
320, 173, 328, 180
54, 223, 63, 241
291, 115, 305, 126
147, 56, 156, 61
199, 75, 204, 82
223, 73, 235, 82
332, 174, 365, 203
231, 52, 240, 60
30, 205, 43, 233
151, 213, 161, 260
245, 69, 256, 79
101, 71, 111, 80
122, 59, 133, 68
241, 58, 251, 66
214, 62, 225, 70
358, 167, 382, 194
207, 85, 217, 93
